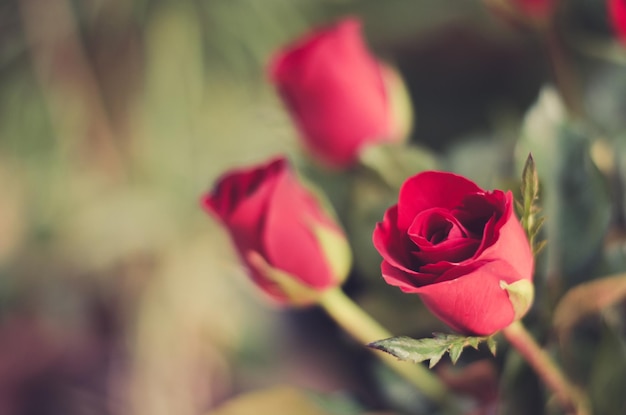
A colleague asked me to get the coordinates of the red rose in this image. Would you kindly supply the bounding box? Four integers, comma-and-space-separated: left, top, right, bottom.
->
372, 171, 534, 336
270, 18, 408, 168
609, 0, 626, 45
202, 157, 351, 305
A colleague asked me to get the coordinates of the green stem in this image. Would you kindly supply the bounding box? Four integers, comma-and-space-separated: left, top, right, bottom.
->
502, 321, 591, 415
318, 288, 450, 406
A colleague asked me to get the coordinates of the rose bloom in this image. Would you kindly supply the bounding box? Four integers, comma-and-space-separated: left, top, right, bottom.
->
373, 171, 534, 336
270, 18, 406, 168
609, 0, 626, 45
202, 157, 351, 305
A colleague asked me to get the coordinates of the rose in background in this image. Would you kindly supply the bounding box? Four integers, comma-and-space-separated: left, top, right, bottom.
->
373, 171, 534, 336
270, 18, 411, 168
609, 0, 626, 45
202, 157, 351, 306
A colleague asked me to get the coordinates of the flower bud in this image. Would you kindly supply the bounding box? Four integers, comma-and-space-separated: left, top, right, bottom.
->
202, 157, 351, 306
270, 18, 411, 168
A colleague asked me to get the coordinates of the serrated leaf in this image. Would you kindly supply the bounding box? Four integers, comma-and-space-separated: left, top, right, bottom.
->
369, 334, 494, 368
521, 153, 539, 211
467, 336, 481, 350
533, 239, 547, 256
529, 216, 545, 238
368, 336, 448, 364
428, 350, 447, 369
449, 343, 464, 364
517, 153, 544, 255
487, 337, 497, 356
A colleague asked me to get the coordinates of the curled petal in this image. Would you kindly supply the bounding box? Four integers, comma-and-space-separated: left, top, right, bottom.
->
413, 261, 521, 336
398, 172, 482, 231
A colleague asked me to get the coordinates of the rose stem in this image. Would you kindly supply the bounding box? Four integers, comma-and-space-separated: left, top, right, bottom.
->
502, 320, 590, 415
318, 287, 453, 408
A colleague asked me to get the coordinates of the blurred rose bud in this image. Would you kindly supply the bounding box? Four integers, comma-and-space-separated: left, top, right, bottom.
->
609, 0, 626, 45
270, 18, 412, 169
202, 157, 352, 306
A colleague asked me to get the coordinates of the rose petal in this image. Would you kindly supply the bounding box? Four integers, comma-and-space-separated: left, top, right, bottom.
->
263, 167, 340, 289
270, 18, 392, 167
413, 261, 520, 335
408, 208, 470, 248
202, 158, 285, 257
412, 238, 480, 264
203, 158, 285, 220
478, 192, 534, 281
455, 191, 505, 236
373, 206, 425, 276
398, 172, 483, 231
380, 260, 438, 290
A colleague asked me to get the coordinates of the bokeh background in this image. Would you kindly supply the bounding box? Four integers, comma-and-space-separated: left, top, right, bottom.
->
0, 0, 625, 414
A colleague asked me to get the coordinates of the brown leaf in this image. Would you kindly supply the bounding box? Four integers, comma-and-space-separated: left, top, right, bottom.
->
553, 273, 626, 339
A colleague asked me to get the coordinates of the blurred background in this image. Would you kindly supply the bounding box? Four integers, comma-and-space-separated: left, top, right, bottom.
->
0, 0, 624, 414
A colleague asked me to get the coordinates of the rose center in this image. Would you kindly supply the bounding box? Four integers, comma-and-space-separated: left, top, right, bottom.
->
408, 209, 469, 246
407, 208, 482, 264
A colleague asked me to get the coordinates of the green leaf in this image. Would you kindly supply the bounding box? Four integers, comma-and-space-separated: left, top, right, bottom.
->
467, 336, 481, 350
448, 343, 464, 364
368, 333, 497, 368
521, 153, 539, 218
516, 87, 612, 281
533, 239, 547, 256
518, 152, 544, 254
487, 336, 497, 356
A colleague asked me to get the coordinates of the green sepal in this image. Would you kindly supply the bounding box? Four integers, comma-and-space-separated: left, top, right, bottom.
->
246, 251, 325, 307
310, 221, 352, 287
500, 279, 535, 320
368, 333, 497, 369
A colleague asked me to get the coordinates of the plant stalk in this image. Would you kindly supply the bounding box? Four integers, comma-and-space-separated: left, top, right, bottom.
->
318, 288, 452, 407
502, 320, 590, 415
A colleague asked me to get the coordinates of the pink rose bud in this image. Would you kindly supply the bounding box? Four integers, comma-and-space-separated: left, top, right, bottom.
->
373, 171, 534, 336
609, 0, 626, 45
270, 18, 410, 168
202, 157, 351, 306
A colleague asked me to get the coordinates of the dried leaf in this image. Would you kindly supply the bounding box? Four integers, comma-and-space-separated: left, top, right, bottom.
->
553, 273, 626, 340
